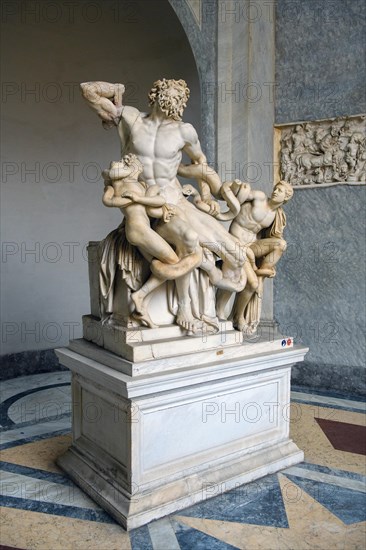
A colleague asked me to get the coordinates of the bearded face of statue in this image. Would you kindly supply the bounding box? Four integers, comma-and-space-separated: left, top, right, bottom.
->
156, 85, 187, 121
148, 79, 190, 121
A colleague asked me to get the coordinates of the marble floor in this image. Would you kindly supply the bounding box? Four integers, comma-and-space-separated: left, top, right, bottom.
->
0, 371, 365, 550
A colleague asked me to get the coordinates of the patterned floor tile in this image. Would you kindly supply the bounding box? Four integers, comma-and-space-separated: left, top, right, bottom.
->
289, 402, 366, 475
0, 506, 130, 550
173, 519, 239, 550
173, 474, 366, 550
316, 417, 366, 455
285, 473, 366, 524
177, 474, 288, 527
0, 434, 71, 473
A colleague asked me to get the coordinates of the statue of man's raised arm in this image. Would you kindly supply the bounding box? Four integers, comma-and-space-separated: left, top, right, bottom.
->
80, 81, 125, 128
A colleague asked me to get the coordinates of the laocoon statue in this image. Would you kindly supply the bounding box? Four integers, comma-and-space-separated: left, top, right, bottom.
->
81, 78, 293, 335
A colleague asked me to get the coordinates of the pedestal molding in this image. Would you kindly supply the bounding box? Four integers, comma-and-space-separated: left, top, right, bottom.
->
57, 340, 307, 529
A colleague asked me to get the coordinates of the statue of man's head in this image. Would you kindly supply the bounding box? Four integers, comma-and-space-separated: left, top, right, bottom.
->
148, 79, 190, 121
272, 180, 294, 204
109, 154, 143, 180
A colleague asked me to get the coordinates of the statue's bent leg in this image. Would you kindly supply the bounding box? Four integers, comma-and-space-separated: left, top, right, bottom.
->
232, 263, 258, 331
132, 249, 203, 329
200, 259, 246, 292
216, 289, 232, 320
190, 212, 247, 291
127, 228, 180, 265
175, 274, 216, 335
151, 247, 202, 280
156, 217, 205, 333
130, 274, 163, 328
128, 228, 180, 328
198, 240, 247, 293
156, 216, 198, 256
251, 238, 287, 278
216, 246, 259, 319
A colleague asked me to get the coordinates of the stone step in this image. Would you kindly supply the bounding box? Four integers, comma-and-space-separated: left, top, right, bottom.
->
82, 315, 241, 362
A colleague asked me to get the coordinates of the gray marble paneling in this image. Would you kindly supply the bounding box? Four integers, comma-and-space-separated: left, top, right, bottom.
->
275, 0, 366, 123
169, 0, 217, 164
274, 185, 366, 391
0, 349, 64, 380
291, 363, 366, 397
275, 0, 365, 392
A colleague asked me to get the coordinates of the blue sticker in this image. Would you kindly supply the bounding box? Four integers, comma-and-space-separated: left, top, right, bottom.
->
281, 339, 286, 347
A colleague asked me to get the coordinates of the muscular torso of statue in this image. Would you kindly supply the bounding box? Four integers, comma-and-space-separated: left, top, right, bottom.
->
118, 106, 186, 205
230, 193, 276, 244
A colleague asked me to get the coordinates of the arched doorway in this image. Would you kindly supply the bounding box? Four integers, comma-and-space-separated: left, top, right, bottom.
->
1, 0, 201, 355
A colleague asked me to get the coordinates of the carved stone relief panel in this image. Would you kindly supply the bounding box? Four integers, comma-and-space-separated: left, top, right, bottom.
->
277, 115, 366, 187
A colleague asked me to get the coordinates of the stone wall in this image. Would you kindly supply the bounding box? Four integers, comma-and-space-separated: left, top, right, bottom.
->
0, 0, 200, 360
274, 0, 366, 394
275, 0, 365, 122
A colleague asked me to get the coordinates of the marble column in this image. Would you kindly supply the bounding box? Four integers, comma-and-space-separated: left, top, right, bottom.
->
217, 0, 276, 322
169, 0, 217, 164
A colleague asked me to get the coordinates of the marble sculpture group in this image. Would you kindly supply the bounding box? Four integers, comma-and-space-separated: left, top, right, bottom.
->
81, 78, 294, 336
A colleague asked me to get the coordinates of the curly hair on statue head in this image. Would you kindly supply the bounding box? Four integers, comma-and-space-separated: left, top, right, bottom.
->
122, 153, 141, 167
148, 78, 190, 121
276, 180, 294, 203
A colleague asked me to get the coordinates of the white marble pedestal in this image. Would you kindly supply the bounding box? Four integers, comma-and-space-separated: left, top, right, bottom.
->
56, 330, 307, 530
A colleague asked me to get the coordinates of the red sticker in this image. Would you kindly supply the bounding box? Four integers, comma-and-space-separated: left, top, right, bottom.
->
287, 338, 292, 346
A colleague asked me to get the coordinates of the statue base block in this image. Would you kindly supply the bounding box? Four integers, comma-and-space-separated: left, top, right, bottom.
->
82, 315, 243, 363
56, 338, 307, 530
